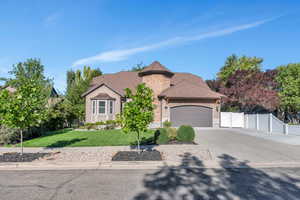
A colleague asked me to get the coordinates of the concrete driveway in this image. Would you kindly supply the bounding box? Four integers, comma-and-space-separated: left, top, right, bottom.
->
195, 128, 300, 164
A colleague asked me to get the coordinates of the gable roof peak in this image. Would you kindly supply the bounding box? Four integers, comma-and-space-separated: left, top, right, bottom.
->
138, 61, 174, 77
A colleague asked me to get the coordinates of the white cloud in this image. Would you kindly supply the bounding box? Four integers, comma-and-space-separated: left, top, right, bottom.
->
72, 17, 277, 66
44, 12, 61, 26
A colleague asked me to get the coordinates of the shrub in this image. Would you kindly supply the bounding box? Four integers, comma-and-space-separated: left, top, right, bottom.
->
0, 126, 19, 145
84, 123, 95, 130
177, 125, 195, 142
163, 121, 172, 128
105, 120, 119, 130
166, 127, 177, 139
95, 121, 105, 126
155, 128, 170, 144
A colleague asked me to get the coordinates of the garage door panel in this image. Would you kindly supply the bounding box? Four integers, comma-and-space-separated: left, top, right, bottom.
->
170, 106, 212, 127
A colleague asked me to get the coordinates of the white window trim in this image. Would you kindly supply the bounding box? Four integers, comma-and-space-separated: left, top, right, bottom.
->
109, 100, 114, 114
92, 99, 116, 115
92, 100, 97, 115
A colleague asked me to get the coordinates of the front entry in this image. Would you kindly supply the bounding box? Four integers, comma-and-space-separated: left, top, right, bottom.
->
170, 105, 213, 127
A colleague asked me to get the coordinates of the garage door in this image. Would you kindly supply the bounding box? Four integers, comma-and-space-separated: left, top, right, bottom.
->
170, 106, 213, 127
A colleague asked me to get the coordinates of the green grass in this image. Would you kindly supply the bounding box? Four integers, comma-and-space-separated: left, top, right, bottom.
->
11, 129, 155, 148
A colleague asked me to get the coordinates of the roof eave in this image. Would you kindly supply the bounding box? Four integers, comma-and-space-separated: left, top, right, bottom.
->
138, 70, 174, 77
81, 83, 123, 98
165, 96, 222, 100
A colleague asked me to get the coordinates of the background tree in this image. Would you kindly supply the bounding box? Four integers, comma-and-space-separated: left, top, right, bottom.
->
206, 79, 222, 92
64, 66, 102, 124
128, 62, 146, 72
0, 59, 51, 154
276, 63, 300, 123
218, 54, 263, 83
219, 69, 279, 113
122, 83, 154, 153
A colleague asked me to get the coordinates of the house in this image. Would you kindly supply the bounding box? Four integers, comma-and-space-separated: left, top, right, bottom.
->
82, 61, 224, 127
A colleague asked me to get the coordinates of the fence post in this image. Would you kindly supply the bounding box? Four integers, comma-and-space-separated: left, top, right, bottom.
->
245, 114, 248, 128
284, 124, 289, 135
256, 114, 259, 130
269, 113, 272, 134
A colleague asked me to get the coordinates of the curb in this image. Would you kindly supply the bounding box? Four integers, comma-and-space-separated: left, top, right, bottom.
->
1, 160, 300, 171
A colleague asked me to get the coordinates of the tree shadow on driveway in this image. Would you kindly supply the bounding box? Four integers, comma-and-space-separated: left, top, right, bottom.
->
133, 153, 300, 200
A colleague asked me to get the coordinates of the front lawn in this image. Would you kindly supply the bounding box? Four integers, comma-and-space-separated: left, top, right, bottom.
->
11, 129, 155, 148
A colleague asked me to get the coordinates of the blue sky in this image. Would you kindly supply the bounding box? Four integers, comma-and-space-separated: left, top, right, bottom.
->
0, 0, 299, 92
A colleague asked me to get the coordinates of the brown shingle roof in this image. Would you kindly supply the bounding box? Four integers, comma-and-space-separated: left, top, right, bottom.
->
82, 71, 142, 97
82, 62, 223, 99
159, 80, 223, 99
138, 61, 174, 77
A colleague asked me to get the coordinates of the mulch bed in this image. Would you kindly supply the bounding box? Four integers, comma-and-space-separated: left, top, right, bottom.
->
112, 150, 162, 161
0, 152, 51, 162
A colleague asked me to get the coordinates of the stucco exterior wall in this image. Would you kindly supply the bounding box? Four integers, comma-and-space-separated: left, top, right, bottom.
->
85, 85, 121, 123
142, 74, 171, 123
164, 99, 220, 127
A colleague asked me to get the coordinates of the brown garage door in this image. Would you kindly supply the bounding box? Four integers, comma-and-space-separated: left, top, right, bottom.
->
170, 105, 213, 127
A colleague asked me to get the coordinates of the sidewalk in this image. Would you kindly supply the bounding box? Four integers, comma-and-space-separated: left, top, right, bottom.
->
1, 146, 300, 171
0, 145, 211, 170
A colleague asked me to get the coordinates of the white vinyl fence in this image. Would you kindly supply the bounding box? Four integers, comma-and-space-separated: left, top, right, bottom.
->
220, 112, 300, 136
245, 113, 300, 136
220, 112, 244, 128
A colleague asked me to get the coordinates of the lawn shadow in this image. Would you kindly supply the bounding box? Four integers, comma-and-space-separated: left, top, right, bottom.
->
130, 136, 157, 151
41, 128, 74, 137
46, 138, 87, 148
133, 153, 300, 200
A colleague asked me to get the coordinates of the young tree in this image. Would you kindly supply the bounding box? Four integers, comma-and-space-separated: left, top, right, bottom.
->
0, 79, 49, 155
276, 63, 300, 123
0, 59, 51, 154
122, 83, 154, 153
218, 54, 263, 83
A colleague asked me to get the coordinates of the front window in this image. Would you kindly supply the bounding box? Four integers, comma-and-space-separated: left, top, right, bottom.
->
98, 101, 106, 114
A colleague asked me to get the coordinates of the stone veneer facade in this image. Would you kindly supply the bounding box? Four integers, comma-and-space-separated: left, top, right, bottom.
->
142, 74, 171, 125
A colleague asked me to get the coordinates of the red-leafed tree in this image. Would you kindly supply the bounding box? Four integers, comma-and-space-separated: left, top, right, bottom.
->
219, 69, 279, 113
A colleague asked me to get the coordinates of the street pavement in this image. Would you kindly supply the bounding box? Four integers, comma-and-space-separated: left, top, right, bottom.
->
0, 167, 300, 200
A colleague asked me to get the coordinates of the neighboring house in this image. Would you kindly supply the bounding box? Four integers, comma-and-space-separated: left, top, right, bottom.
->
82, 61, 224, 127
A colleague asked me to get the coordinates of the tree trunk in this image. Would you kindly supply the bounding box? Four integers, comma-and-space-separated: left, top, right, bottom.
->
137, 131, 140, 154
20, 130, 23, 156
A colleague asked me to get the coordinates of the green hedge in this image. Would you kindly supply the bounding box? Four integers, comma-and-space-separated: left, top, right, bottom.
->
155, 128, 170, 144
177, 125, 195, 142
